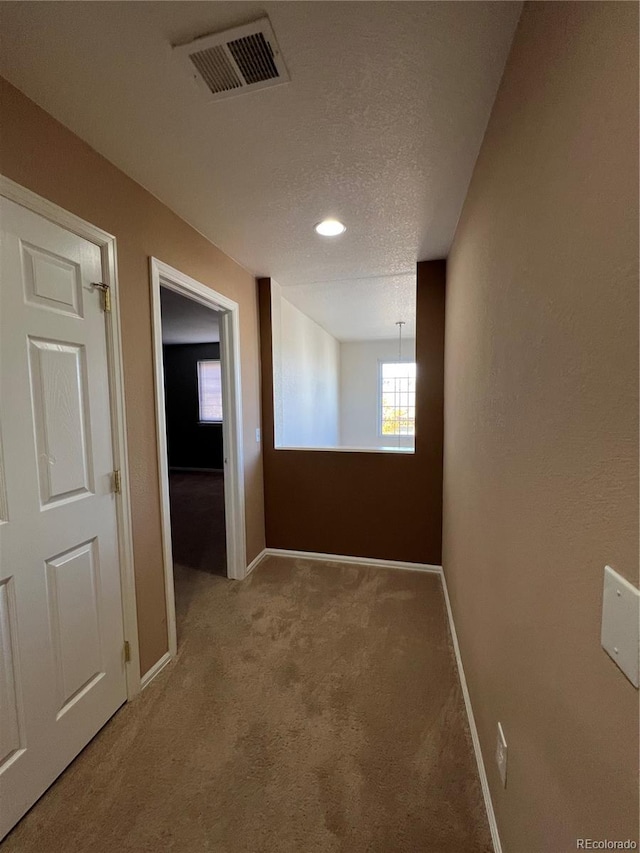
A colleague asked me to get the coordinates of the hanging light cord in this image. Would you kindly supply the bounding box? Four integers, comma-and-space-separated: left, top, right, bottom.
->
396, 320, 404, 361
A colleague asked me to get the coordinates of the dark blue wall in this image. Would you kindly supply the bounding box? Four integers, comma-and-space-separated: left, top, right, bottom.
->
163, 343, 224, 470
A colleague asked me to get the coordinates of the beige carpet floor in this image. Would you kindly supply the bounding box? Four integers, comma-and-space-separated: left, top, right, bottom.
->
2, 556, 492, 853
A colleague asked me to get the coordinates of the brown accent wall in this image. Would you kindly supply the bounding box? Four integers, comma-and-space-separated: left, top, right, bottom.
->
444, 3, 639, 850
0, 78, 266, 675
258, 260, 445, 565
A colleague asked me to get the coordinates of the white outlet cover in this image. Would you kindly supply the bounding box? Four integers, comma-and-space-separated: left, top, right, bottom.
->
496, 722, 508, 788
601, 565, 640, 688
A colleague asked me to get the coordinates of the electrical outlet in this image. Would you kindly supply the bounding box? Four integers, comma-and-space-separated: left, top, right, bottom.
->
496, 723, 508, 788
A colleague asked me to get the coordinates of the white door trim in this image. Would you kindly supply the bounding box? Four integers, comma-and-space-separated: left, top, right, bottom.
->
0, 174, 142, 699
149, 257, 247, 662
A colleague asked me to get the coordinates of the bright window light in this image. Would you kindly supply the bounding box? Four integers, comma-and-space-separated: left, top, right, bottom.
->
197, 360, 223, 422
380, 361, 416, 436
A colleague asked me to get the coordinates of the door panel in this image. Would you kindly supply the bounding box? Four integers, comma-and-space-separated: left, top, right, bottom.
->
28, 338, 94, 506
22, 242, 84, 318
0, 197, 127, 839
0, 428, 8, 524
45, 539, 104, 716
0, 578, 24, 769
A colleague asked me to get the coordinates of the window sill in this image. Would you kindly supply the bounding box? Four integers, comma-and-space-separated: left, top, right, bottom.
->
274, 445, 415, 454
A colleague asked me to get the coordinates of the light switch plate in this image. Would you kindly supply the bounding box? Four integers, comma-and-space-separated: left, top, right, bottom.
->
601, 565, 639, 688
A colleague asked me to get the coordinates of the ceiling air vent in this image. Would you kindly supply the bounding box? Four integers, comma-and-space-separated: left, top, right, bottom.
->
174, 18, 289, 101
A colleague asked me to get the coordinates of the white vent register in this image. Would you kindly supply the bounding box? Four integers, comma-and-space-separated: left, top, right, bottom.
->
174, 18, 290, 101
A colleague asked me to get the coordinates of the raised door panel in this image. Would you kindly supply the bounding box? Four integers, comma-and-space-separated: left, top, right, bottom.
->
0, 424, 8, 525
45, 539, 104, 717
28, 338, 93, 508
21, 241, 83, 318
0, 578, 25, 773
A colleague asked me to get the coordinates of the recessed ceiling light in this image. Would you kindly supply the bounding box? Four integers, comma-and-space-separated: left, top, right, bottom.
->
315, 218, 346, 237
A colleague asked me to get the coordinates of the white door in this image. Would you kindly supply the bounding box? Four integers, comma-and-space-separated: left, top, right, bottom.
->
0, 197, 127, 839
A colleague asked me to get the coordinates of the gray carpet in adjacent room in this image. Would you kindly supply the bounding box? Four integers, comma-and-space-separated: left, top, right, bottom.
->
2, 556, 492, 853
168, 470, 227, 577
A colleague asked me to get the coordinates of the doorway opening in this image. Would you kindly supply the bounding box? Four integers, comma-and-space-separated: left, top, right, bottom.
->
161, 288, 227, 574
150, 259, 247, 679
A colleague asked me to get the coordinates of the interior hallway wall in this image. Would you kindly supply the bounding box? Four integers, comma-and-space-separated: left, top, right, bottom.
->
0, 77, 266, 676
443, 3, 639, 850
271, 281, 340, 448
259, 260, 445, 564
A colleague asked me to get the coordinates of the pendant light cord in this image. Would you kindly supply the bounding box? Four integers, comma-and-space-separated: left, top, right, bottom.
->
397, 320, 404, 361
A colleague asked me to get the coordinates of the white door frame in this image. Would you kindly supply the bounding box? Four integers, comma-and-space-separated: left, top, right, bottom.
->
0, 175, 142, 699
149, 258, 248, 659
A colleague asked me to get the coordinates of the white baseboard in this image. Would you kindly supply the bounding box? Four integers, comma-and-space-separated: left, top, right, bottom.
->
440, 569, 502, 853
140, 650, 172, 691
245, 548, 267, 576
264, 547, 442, 574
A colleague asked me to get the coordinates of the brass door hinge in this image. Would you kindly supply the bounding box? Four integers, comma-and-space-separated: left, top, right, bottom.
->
112, 469, 122, 494
124, 640, 131, 663
92, 281, 111, 312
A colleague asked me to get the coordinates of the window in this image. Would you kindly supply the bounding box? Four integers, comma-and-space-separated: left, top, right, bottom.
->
197, 360, 223, 422
380, 361, 416, 436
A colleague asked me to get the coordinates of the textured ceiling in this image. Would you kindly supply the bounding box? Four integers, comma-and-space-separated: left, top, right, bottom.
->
160, 288, 220, 344
0, 1, 521, 338
282, 273, 416, 342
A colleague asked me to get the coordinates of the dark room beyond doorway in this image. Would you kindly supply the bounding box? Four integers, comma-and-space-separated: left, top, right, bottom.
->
160, 287, 227, 582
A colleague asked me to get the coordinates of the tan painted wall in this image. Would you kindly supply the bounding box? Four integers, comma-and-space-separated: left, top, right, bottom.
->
444, 3, 639, 850
0, 78, 266, 676
258, 261, 445, 565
